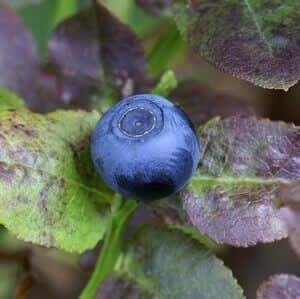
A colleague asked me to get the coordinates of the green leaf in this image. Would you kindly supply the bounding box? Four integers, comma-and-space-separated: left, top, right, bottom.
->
0, 87, 25, 111
0, 109, 113, 253
170, 0, 300, 90
181, 117, 300, 247
114, 226, 244, 299
257, 274, 300, 299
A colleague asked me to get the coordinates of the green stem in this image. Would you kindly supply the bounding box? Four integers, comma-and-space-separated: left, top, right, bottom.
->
148, 26, 185, 76
80, 199, 138, 299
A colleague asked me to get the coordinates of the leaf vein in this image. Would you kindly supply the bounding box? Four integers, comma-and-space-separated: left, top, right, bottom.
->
243, 0, 274, 55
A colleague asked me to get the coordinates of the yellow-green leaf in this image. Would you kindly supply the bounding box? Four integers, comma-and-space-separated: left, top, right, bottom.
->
0, 109, 112, 253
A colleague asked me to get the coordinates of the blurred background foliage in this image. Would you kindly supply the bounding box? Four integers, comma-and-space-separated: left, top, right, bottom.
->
0, 0, 299, 298
11, 0, 300, 126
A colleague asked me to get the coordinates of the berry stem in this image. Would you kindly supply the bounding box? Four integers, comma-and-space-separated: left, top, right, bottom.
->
80, 199, 138, 299
152, 70, 178, 97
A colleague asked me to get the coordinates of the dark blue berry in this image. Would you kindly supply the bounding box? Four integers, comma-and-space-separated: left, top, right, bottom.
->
91, 94, 201, 200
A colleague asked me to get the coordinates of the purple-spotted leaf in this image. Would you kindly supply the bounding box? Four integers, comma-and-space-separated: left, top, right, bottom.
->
0, 109, 113, 253
257, 274, 300, 299
181, 117, 300, 247
118, 226, 244, 299
170, 1, 300, 90
171, 81, 256, 126
280, 183, 300, 258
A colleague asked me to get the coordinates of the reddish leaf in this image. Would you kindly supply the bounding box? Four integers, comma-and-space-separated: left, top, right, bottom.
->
257, 274, 300, 299
171, 81, 257, 126
0, 2, 149, 111
47, 8, 103, 108
47, 1, 150, 106
181, 117, 300, 246
171, 1, 300, 90
0, 4, 78, 111
0, 4, 41, 109
94, 2, 150, 97
48, 11, 101, 81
